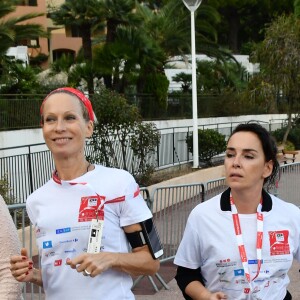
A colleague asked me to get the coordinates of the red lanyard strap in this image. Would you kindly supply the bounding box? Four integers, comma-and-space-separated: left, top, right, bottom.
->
230, 195, 263, 290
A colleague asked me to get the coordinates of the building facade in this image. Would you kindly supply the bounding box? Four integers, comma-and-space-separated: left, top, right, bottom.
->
10, 0, 82, 67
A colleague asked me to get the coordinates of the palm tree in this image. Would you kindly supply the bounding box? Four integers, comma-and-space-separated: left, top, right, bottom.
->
0, 0, 47, 57
50, 0, 105, 95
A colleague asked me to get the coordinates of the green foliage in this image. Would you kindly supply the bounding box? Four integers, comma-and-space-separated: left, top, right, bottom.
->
249, 14, 300, 142
186, 129, 226, 166
172, 72, 192, 93
0, 174, 15, 205
0, 0, 47, 56
140, 72, 169, 118
29, 53, 49, 66
272, 126, 300, 150
0, 57, 41, 94
88, 87, 160, 185
197, 59, 247, 94
250, 14, 300, 111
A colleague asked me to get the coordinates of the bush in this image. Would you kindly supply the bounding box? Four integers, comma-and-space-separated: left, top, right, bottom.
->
186, 129, 226, 166
272, 127, 300, 149
0, 174, 15, 205
89, 87, 160, 186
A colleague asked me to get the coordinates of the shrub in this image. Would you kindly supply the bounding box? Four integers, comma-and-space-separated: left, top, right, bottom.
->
0, 174, 15, 205
272, 127, 300, 149
186, 129, 226, 166
88, 87, 160, 186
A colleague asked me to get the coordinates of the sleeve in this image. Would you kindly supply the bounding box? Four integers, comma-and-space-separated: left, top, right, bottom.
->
0, 195, 22, 299
119, 176, 152, 227
174, 208, 202, 269
175, 266, 206, 300
294, 207, 300, 262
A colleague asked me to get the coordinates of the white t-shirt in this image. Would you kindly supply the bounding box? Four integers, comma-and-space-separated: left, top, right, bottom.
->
26, 165, 152, 300
174, 190, 300, 300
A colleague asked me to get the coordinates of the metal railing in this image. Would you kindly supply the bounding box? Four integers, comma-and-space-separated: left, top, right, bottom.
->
0, 119, 286, 204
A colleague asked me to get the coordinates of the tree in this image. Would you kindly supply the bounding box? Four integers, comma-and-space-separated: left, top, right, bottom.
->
0, 57, 40, 94
250, 14, 300, 144
210, 0, 294, 53
0, 0, 47, 57
88, 87, 160, 186
49, 0, 104, 95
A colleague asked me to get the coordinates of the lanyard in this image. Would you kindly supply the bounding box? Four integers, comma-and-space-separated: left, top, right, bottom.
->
230, 194, 263, 290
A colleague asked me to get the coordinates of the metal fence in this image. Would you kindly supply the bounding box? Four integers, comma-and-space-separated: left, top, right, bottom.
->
0, 95, 288, 131
9, 162, 300, 298
0, 119, 286, 204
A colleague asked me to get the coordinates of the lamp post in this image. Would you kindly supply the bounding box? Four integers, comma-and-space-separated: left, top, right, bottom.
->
182, 0, 202, 168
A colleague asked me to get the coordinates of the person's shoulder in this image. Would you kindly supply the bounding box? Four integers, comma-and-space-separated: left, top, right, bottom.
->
190, 194, 221, 216
94, 165, 134, 180
26, 179, 54, 201
270, 194, 300, 215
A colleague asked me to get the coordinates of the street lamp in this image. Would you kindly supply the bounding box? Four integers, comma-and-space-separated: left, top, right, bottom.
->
182, 0, 202, 168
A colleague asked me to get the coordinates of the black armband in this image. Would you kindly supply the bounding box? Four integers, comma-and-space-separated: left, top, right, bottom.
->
175, 266, 206, 300
125, 231, 147, 249
125, 219, 163, 259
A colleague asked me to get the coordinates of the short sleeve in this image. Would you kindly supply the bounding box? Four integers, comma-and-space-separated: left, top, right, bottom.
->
174, 209, 202, 270
119, 179, 152, 227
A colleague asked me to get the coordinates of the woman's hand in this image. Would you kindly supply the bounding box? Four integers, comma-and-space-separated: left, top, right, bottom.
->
66, 252, 117, 278
10, 248, 35, 283
209, 292, 228, 299
185, 281, 228, 300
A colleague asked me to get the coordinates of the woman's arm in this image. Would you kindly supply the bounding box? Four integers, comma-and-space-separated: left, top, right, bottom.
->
0, 195, 23, 299
67, 223, 160, 277
175, 266, 227, 300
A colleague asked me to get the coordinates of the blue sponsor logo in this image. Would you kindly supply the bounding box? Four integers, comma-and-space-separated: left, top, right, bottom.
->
64, 248, 76, 254
234, 269, 244, 276
43, 241, 53, 249
56, 227, 71, 234
248, 259, 264, 265
59, 238, 79, 244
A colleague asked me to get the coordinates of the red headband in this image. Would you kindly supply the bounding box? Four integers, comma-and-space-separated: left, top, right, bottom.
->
41, 87, 94, 121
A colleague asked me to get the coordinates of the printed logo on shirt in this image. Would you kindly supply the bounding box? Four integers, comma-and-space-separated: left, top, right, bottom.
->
88, 197, 98, 206
269, 230, 290, 255
56, 227, 71, 234
54, 259, 62, 266
64, 248, 76, 254
78, 195, 105, 222
72, 225, 90, 231
43, 241, 53, 249
216, 258, 236, 267
59, 238, 79, 244
248, 259, 264, 265
234, 269, 244, 276
35, 227, 46, 238
45, 250, 56, 257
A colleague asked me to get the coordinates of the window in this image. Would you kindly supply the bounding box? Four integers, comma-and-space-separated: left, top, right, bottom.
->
18, 38, 40, 48
19, 0, 37, 6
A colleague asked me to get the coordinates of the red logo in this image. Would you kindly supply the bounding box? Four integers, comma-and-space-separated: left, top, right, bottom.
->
54, 259, 62, 266
244, 288, 250, 294
269, 230, 290, 255
78, 195, 105, 222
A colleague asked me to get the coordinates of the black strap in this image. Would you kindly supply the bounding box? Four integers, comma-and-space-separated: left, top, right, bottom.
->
284, 290, 292, 300
125, 230, 146, 249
